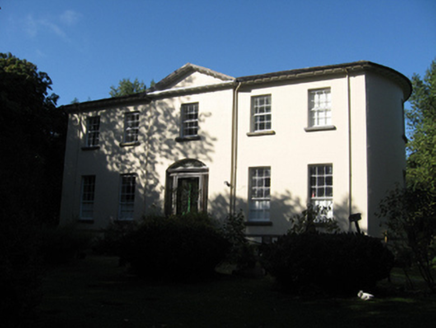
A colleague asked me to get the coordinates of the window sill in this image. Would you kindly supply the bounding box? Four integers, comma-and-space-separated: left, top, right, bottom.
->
304, 125, 336, 132
245, 221, 273, 226
119, 141, 141, 147
175, 135, 201, 142
246, 130, 276, 137
81, 146, 100, 151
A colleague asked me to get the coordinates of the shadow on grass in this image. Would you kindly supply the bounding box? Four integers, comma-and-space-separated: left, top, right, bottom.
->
35, 256, 436, 328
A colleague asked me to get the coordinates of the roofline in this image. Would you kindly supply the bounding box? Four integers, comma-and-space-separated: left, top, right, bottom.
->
60, 60, 412, 112
60, 92, 151, 113
236, 60, 412, 100
151, 63, 235, 92
147, 80, 236, 98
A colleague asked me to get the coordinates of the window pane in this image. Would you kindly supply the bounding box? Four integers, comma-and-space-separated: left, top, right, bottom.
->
309, 164, 333, 220
119, 174, 136, 220
181, 103, 199, 137
124, 113, 139, 143
249, 167, 271, 221
252, 95, 271, 132
80, 176, 95, 220
86, 117, 100, 147
309, 89, 331, 127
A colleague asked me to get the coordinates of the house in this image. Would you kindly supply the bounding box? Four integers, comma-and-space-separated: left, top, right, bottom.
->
59, 61, 411, 240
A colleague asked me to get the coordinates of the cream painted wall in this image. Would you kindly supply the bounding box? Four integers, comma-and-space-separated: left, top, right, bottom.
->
168, 71, 230, 89
60, 66, 407, 237
365, 73, 407, 236
235, 76, 357, 236
60, 88, 235, 230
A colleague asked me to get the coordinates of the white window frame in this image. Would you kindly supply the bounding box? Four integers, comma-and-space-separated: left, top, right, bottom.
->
248, 167, 271, 221
124, 112, 139, 143
309, 164, 333, 221
251, 95, 272, 132
181, 103, 199, 137
309, 88, 331, 127
85, 116, 100, 147
80, 175, 96, 220
118, 174, 136, 220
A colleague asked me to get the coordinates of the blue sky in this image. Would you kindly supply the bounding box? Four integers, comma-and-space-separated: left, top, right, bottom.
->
1, 0, 435, 106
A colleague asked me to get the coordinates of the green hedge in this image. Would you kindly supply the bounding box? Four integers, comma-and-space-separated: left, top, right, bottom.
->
39, 224, 93, 265
261, 232, 394, 295
119, 214, 230, 281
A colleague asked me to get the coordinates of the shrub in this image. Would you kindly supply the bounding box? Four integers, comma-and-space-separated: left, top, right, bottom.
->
0, 216, 43, 327
289, 203, 340, 234
119, 213, 230, 281
379, 186, 436, 292
261, 232, 394, 295
221, 211, 257, 270
93, 220, 139, 256
39, 224, 93, 265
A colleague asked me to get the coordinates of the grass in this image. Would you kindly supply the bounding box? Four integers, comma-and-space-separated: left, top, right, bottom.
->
34, 256, 436, 328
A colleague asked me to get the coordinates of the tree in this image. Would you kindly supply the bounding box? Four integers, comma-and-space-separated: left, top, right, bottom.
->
0, 52, 67, 224
0, 52, 66, 326
407, 59, 436, 192
109, 78, 146, 97
379, 59, 436, 293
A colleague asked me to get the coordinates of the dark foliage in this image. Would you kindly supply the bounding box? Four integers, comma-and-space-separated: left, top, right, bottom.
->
119, 213, 230, 281
93, 220, 139, 256
379, 186, 436, 292
39, 224, 93, 265
0, 53, 67, 225
0, 217, 43, 327
261, 232, 394, 296
0, 53, 67, 327
221, 211, 257, 270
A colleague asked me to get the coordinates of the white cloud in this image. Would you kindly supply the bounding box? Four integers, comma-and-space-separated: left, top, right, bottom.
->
39, 19, 67, 38
24, 14, 38, 37
60, 10, 82, 26
23, 10, 82, 40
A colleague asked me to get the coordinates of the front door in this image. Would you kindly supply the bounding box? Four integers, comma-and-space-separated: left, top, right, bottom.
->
176, 177, 200, 215
165, 159, 209, 216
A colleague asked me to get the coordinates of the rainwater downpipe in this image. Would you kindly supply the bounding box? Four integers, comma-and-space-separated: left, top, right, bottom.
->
346, 69, 353, 225
230, 82, 242, 215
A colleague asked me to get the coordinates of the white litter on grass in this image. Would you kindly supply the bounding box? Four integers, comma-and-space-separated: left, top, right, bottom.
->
357, 290, 374, 300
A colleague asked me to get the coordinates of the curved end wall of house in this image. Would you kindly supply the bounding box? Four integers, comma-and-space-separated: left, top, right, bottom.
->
365, 73, 407, 237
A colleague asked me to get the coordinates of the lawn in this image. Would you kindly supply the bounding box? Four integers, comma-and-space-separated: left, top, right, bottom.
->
35, 256, 436, 328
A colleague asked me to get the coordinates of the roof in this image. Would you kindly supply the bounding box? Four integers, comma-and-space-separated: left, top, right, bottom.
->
150, 63, 235, 92
60, 60, 411, 112
236, 61, 412, 99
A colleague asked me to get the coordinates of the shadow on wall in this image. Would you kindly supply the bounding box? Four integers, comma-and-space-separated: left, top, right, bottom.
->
209, 190, 362, 235
66, 94, 218, 224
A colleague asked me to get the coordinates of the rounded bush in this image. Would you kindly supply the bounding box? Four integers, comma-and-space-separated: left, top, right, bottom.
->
120, 214, 230, 281
261, 233, 394, 295
39, 225, 93, 265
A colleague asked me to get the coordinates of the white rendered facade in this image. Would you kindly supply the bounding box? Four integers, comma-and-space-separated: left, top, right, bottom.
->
60, 61, 411, 238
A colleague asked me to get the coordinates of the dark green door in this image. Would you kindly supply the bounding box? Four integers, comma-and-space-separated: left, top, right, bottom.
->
176, 177, 200, 215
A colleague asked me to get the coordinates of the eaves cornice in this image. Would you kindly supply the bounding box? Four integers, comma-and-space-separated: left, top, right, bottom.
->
236, 61, 412, 100
147, 80, 236, 98
60, 92, 151, 113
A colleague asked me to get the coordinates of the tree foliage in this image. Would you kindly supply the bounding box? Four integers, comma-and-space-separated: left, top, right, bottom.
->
0, 52, 66, 223
109, 78, 146, 97
380, 59, 436, 293
406, 59, 436, 192
0, 52, 67, 326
